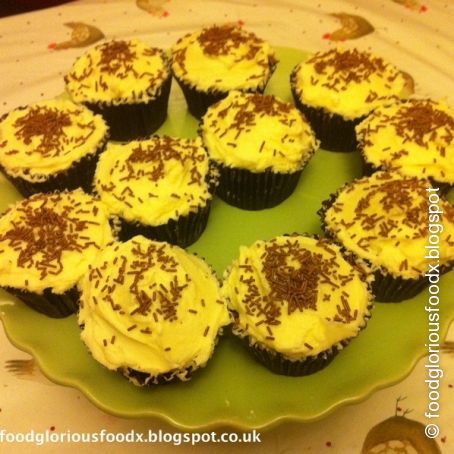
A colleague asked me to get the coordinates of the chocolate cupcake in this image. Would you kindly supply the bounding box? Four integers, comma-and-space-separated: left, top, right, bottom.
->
356, 99, 454, 193
200, 91, 318, 210
0, 189, 115, 317
65, 39, 171, 141
94, 135, 217, 247
290, 48, 413, 152
320, 171, 454, 302
171, 24, 277, 119
0, 99, 108, 197
222, 234, 373, 376
78, 236, 231, 386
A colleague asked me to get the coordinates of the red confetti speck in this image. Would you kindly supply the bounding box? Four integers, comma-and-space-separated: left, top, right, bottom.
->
163, 10, 169, 17
50, 426, 55, 431
397, 406, 402, 412
322, 33, 331, 40
441, 436, 447, 443
419, 5, 428, 12
238, 20, 245, 27
48, 42, 57, 50
449, 384, 453, 388
326, 441, 332, 447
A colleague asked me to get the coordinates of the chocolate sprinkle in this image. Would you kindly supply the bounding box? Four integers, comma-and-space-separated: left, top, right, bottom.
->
64, 40, 168, 99
99, 41, 137, 75
263, 240, 322, 315
100, 136, 208, 207
8, 105, 97, 159
361, 100, 454, 159
325, 172, 444, 272
237, 237, 360, 330
173, 24, 274, 84
206, 92, 299, 149
87, 240, 193, 325
0, 193, 103, 279
307, 49, 397, 92
197, 24, 262, 58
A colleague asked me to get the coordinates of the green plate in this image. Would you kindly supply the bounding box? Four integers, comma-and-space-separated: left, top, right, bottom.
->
1, 47, 453, 429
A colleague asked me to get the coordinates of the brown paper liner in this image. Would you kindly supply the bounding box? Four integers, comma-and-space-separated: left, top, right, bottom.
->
214, 164, 303, 210
122, 366, 194, 386
370, 271, 429, 303
3, 286, 79, 318
241, 335, 342, 376
173, 76, 228, 120
358, 151, 453, 197
173, 60, 277, 120
85, 76, 172, 141
1, 140, 106, 197
290, 69, 364, 152
118, 202, 211, 248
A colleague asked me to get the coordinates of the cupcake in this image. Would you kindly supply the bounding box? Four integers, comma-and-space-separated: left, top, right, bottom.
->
222, 234, 373, 376
78, 236, 231, 385
94, 135, 217, 247
356, 99, 454, 193
290, 48, 414, 152
0, 99, 108, 197
171, 24, 277, 119
200, 91, 319, 210
0, 189, 115, 317
320, 171, 454, 302
64, 39, 171, 141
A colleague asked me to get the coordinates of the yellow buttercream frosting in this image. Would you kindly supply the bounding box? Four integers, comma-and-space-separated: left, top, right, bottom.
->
78, 236, 231, 380
94, 136, 213, 226
201, 91, 319, 173
291, 48, 412, 120
0, 189, 114, 294
0, 99, 108, 182
323, 171, 454, 279
356, 99, 454, 183
171, 24, 276, 92
65, 39, 170, 104
223, 235, 373, 359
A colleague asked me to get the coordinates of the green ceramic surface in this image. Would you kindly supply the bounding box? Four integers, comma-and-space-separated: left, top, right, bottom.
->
1, 47, 453, 429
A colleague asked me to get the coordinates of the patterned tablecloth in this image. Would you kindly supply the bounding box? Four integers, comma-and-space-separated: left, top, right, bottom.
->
0, 1, 453, 452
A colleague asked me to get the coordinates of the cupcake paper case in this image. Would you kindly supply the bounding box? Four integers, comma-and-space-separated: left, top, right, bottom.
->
320, 171, 454, 302
171, 24, 277, 119
290, 48, 414, 152
78, 236, 231, 386
64, 39, 171, 141
222, 234, 374, 376
356, 99, 454, 191
0, 189, 115, 317
0, 99, 108, 197
201, 91, 319, 210
94, 135, 217, 248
